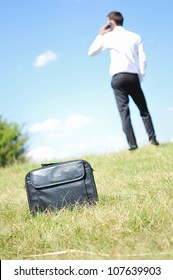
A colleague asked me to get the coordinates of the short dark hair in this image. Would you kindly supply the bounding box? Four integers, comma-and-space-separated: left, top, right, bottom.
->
107, 11, 124, 26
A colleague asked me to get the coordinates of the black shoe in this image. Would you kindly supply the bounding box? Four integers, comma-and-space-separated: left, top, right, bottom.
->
129, 146, 138, 151
150, 139, 159, 146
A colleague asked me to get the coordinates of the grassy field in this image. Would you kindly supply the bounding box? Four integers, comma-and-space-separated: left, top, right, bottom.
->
0, 142, 173, 260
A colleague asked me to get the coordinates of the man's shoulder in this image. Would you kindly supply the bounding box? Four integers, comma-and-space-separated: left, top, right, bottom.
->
124, 28, 141, 41
125, 28, 140, 36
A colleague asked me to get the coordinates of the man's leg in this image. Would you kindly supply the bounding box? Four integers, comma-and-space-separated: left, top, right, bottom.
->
111, 74, 138, 149
129, 75, 158, 142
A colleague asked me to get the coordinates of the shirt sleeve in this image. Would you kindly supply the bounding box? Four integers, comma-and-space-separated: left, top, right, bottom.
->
138, 36, 147, 81
88, 35, 106, 56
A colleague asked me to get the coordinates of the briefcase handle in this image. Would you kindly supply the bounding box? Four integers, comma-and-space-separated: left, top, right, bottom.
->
41, 162, 60, 167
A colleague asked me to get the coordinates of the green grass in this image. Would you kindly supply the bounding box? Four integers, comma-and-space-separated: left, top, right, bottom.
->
0, 143, 173, 260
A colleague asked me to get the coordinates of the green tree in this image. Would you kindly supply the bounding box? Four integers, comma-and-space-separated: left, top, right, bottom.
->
0, 116, 28, 167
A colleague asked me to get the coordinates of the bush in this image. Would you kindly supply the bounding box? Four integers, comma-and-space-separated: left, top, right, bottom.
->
0, 116, 28, 167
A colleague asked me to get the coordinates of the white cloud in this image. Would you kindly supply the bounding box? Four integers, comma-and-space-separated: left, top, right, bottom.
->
26, 146, 56, 162
29, 114, 92, 133
26, 114, 127, 162
65, 135, 126, 155
26, 133, 126, 163
33, 50, 58, 67
64, 114, 92, 129
30, 119, 62, 132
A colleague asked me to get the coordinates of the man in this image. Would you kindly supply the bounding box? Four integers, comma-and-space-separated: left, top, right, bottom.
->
88, 11, 159, 150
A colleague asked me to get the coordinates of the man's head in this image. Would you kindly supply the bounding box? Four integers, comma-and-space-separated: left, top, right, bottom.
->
107, 11, 124, 27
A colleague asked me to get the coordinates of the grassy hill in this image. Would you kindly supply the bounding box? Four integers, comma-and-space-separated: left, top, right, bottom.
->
0, 142, 173, 260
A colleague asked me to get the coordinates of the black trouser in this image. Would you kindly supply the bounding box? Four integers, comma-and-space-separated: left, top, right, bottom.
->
111, 72, 156, 149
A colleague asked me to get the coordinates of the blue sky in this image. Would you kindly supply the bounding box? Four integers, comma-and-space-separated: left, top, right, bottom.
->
1, 0, 173, 162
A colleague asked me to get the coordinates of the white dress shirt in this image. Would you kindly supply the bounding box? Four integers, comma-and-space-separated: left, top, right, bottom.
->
88, 26, 146, 81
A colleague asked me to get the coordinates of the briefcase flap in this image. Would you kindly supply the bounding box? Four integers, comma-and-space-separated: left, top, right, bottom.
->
30, 161, 85, 189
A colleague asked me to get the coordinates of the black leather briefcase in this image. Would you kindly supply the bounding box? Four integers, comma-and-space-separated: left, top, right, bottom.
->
25, 159, 98, 214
